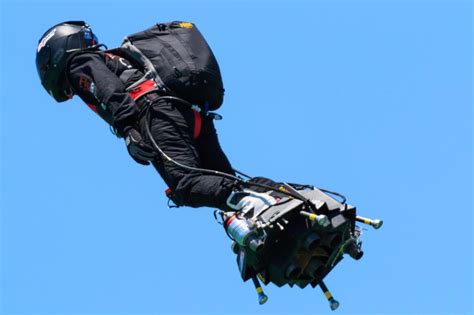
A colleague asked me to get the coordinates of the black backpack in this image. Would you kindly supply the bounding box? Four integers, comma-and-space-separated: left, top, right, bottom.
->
119, 21, 224, 110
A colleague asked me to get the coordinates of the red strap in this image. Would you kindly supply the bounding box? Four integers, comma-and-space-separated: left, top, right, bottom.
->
104, 52, 116, 59
224, 215, 236, 229
86, 103, 98, 113
128, 79, 156, 100
193, 111, 202, 139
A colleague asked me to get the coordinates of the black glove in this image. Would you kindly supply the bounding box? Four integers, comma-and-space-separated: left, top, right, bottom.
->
125, 129, 157, 165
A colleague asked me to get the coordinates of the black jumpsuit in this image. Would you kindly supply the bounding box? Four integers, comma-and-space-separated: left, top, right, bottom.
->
67, 51, 237, 209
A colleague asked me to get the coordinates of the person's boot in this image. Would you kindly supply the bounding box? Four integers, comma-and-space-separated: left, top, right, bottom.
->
226, 189, 276, 214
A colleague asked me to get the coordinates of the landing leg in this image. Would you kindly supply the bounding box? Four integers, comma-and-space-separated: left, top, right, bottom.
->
355, 215, 383, 229
251, 275, 268, 305
319, 280, 340, 311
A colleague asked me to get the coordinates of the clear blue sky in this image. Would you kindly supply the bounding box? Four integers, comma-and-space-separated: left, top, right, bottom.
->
1, 0, 472, 314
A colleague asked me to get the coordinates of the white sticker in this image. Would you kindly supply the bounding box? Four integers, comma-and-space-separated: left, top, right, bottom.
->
119, 57, 132, 69
37, 28, 57, 52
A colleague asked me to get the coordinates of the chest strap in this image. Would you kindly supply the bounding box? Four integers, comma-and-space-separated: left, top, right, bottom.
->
130, 80, 203, 140
128, 79, 157, 101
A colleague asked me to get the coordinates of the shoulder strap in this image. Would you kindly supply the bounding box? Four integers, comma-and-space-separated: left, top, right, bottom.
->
120, 41, 169, 94
102, 48, 137, 84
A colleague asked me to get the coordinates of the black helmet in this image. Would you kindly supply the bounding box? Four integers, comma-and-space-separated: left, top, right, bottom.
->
36, 21, 100, 102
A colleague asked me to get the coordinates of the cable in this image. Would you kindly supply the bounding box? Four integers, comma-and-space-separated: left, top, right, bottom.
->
233, 168, 252, 179
213, 210, 223, 225
319, 188, 347, 204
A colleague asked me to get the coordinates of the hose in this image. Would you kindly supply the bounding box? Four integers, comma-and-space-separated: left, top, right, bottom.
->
142, 98, 310, 203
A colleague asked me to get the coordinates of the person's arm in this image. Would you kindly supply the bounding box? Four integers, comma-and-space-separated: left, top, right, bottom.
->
67, 52, 139, 136
68, 52, 157, 164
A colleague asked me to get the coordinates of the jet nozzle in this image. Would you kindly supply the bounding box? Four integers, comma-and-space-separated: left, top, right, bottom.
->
344, 239, 364, 260
303, 233, 321, 251
304, 258, 326, 278
285, 264, 302, 279
323, 233, 342, 248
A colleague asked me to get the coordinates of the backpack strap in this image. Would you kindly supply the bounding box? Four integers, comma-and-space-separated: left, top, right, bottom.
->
103, 50, 138, 84
120, 40, 169, 94
193, 111, 202, 140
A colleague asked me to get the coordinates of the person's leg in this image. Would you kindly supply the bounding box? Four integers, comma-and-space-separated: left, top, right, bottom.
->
195, 115, 235, 175
196, 117, 283, 193
139, 99, 235, 209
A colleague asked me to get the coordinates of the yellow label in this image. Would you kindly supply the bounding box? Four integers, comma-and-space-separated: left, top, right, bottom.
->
364, 218, 371, 224
179, 22, 193, 29
278, 186, 294, 199
279, 186, 289, 193
324, 291, 332, 299
309, 213, 317, 221
256, 287, 263, 294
